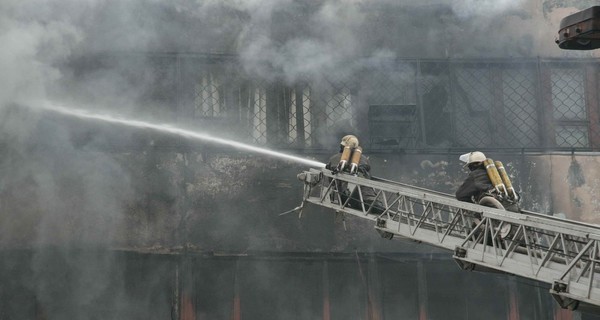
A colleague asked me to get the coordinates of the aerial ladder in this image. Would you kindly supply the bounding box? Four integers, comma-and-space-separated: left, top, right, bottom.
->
295, 167, 600, 311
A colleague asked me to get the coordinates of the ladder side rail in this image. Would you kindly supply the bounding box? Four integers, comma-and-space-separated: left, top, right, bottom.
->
380, 192, 403, 220
305, 170, 600, 255
569, 236, 597, 282
520, 216, 600, 241
404, 195, 418, 236
461, 228, 600, 304
486, 214, 600, 278
304, 171, 600, 256
523, 209, 600, 230
378, 184, 596, 284
500, 225, 527, 266
560, 234, 573, 267
315, 174, 340, 204
521, 223, 540, 275
413, 200, 434, 236
335, 195, 600, 304
432, 203, 447, 243
316, 168, 600, 239
382, 190, 403, 221
441, 210, 465, 243
559, 240, 595, 283
370, 189, 385, 215
536, 233, 562, 276
300, 168, 600, 307
588, 242, 598, 299
351, 183, 367, 214
397, 195, 411, 235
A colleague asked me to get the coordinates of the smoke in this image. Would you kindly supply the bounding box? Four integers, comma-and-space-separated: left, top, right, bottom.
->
0, 0, 576, 111
0, 0, 572, 258
0, 1, 80, 107
0, 0, 590, 317
0, 0, 570, 245
238, 0, 367, 83
0, 2, 137, 316
1, 0, 570, 112
451, 0, 525, 19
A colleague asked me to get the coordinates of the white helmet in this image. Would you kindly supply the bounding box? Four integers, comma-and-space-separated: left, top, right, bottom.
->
459, 151, 486, 165
341, 135, 359, 148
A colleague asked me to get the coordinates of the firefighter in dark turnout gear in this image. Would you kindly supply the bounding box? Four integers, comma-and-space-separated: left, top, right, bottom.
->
455, 151, 494, 203
326, 135, 371, 177
325, 135, 383, 214
456, 151, 496, 243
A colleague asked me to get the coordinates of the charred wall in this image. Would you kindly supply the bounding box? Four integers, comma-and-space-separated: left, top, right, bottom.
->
0, 250, 569, 320
4, 1, 600, 318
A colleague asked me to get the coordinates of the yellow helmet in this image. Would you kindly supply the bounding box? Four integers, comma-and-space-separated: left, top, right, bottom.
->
459, 151, 486, 165
341, 135, 359, 148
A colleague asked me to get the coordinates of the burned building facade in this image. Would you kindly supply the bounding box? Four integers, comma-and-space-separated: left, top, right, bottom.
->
2, 0, 600, 319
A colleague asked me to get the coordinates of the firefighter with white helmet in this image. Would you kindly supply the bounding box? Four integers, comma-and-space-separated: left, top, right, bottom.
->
457, 151, 522, 242
455, 151, 494, 203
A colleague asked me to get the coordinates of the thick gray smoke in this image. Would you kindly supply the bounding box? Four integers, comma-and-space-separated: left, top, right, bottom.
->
1, 0, 584, 112
0, 1, 135, 248
0, 2, 136, 317
0, 0, 594, 317
0, 0, 587, 262
451, 0, 524, 18
0, 0, 588, 107
0, 0, 577, 255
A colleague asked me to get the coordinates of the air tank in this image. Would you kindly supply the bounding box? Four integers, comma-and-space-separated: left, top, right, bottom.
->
337, 146, 352, 172
483, 158, 508, 197
494, 160, 517, 201
349, 146, 363, 175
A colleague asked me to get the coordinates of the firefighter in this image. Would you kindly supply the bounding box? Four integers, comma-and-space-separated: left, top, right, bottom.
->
455, 151, 494, 203
456, 151, 496, 243
325, 135, 383, 214
326, 135, 369, 175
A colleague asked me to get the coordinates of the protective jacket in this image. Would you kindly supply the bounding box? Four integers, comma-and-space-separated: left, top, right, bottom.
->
325, 150, 381, 213
455, 166, 494, 203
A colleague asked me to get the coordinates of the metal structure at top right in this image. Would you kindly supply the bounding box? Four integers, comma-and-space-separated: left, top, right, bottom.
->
557, 6, 600, 50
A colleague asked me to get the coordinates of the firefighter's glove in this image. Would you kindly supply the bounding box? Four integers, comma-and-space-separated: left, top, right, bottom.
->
357, 165, 372, 179
357, 165, 368, 175
513, 192, 521, 203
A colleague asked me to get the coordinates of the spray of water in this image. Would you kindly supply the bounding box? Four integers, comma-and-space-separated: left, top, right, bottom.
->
30, 103, 326, 168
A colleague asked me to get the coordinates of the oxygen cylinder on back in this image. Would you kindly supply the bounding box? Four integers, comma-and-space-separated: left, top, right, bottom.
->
494, 160, 517, 201
337, 146, 352, 172
349, 146, 363, 175
483, 158, 508, 197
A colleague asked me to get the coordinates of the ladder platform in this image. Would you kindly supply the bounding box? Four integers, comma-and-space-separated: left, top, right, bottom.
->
296, 167, 600, 310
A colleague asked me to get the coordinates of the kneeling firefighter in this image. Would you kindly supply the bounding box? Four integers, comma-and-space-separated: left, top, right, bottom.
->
325, 135, 383, 214
456, 151, 521, 241
456, 151, 520, 211
456, 151, 493, 204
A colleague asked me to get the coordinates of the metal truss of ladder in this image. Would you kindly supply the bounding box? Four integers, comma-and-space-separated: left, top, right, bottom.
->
297, 168, 600, 311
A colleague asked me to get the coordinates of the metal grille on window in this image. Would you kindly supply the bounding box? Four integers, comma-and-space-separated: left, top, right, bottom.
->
170, 54, 600, 151
287, 86, 312, 147
194, 72, 222, 118
325, 84, 353, 128
500, 67, 540, 148
418, 62, 451, 148
367, 61, 419, 149
551, 66, 588, 148
452, 65, 495, 148
251, 85, 268, 144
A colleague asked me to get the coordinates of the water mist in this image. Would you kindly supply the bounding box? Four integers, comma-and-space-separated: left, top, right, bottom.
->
26, 102, 326, 168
